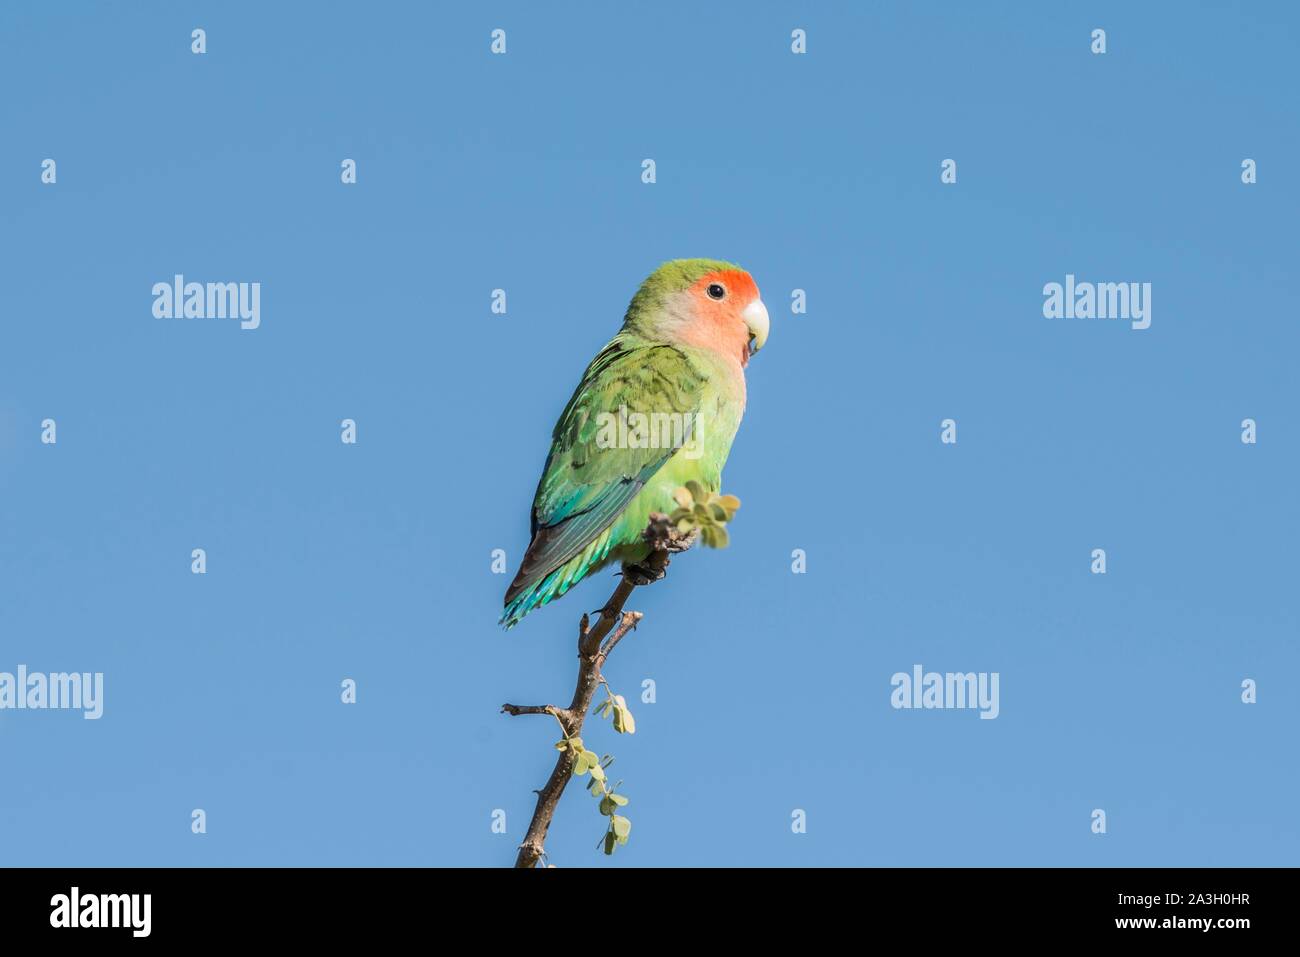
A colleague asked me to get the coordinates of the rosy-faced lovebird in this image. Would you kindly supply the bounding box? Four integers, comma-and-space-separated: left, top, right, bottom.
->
502, 259, 770, 628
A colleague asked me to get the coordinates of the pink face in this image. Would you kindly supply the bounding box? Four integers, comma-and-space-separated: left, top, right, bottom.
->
680, 270, 769, 368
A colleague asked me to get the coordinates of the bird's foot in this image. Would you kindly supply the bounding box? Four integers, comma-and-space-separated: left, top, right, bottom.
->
664, 529, 698, 553
622, 558, 668, 587
643, 512, 697, 553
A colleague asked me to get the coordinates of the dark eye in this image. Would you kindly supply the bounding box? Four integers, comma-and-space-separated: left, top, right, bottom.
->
706, 283, 726, 300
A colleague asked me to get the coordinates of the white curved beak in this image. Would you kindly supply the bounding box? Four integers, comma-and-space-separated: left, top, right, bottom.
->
743, 299, 770, 356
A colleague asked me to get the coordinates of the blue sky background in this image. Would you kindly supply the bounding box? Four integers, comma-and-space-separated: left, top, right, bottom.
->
1, 2, 1295, 867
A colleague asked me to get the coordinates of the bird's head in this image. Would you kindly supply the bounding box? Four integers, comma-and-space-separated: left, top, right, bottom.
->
625, 259, 769, 368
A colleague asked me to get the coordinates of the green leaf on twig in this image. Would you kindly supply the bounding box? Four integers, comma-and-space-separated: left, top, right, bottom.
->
611, 695, 636, 734
667, 486, 742, 549
611, 815, 632, 843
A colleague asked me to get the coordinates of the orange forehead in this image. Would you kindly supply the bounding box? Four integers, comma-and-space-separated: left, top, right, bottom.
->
689, 269, 759, 304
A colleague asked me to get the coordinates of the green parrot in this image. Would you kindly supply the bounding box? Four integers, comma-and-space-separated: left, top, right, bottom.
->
502, 259, 769, 628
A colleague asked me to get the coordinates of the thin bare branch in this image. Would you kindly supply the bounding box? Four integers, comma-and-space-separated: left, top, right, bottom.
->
506, 514, 689, 869
499, 703, 565, 719
598, 611, 642, 666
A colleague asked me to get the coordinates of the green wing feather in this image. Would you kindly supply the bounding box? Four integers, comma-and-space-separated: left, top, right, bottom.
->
502, 335, 707, 626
